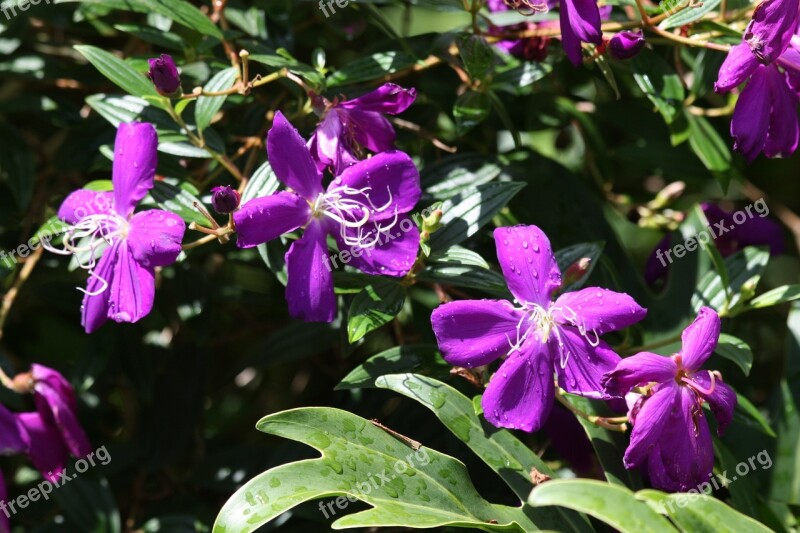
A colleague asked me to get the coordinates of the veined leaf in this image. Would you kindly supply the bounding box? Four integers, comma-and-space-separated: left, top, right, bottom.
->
336, 345, 447, 390
75, 46, 164, 106
195, 67, 238, 134
715, 334, 753, 375
347, 280, 406, 343
241, 161, 280, 203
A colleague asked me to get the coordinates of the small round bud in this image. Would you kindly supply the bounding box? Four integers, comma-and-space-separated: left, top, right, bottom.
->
211, 186, 241, 214
609, 31, 646, 60
147, 54, 181, 96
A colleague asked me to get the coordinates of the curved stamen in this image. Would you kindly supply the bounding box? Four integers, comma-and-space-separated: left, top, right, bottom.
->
76, 269, 109, 296
313, 184, 399, 249
682, 370, 716, 396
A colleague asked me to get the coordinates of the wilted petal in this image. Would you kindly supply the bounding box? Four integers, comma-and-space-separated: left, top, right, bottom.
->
348, 109, 397, 153
494, 225, 562, 307
58, 190, 113, 225
285, 220, 335, 322
127, 210, 185, 268
602, 352, 677, 397
715, 42, 760, 93
744, 0, 798, 64
0, 404, 25, 454
16, 412, 70, 483
112, 122, 158, 218
554, 327, 621, 399
335, 150, 421, 221
432, 299, 525, 368
731, 65, 770, 162
623, 383, 679, 469
268, 112, 324, 200
765, 66, 800, 158
233, 192, 310, 249
335, 215, 419, 277
31, 364, 92, 457
482, 345, 555, 432
693, 371, 737, 435
553, 287, 646, 336
680, 306, 721, 371
339, 83, 417, 114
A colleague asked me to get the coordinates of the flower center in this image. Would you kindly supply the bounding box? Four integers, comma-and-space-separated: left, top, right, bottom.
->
671, 354, 718, 398
311, 184, 398, 249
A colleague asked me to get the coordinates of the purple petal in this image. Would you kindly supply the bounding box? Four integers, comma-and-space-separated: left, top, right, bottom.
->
308, 111, 356, 173
233, 192, 310, 249
16, 412, 70, 483
57, 190, 114, 225
494, 225, 562, 307
112, 122, 158, 218
285, 220, 335, 322
338, 83, 417, 114
765, 66, 800, 158
559, 6, 584, 65
31, 364, 92, 457
692, 371, 737, 435
432, 299, 525, 368
561, 0, 602, 45
127, 210, 185, 268
623, 383, 679, 469
680, 306, 721, 371
744, 0, 798, 64
731, 64, 771, 162
715, 42, 759, 93
334, 214, 420, 277
268, 112, 324, 200
553, 287, 647, 336
702, 202, 785, 256
334, 150, 421, 221
0, 404, 25, 454
554, 327, 622, 399
81, 242, 155, 333
601, 351, 677, 397
348, 109, 397, 153
482, 345, 555, 432
1, 472, 8, 533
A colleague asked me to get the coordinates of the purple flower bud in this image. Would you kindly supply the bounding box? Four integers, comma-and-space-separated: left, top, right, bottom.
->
211, 186, 240, 214
609, 31, 646, 60
147, 54, 181, 96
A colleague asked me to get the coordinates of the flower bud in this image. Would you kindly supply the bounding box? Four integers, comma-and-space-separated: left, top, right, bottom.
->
562, 257, 592, 287
609, 31, 645, 60
147, 54, 181, 96
211, 186, 241, 214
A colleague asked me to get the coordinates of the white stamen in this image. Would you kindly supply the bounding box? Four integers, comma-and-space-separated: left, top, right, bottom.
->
311, 185, 398, 248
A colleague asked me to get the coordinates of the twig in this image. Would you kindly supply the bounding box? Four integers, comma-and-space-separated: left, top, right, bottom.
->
0, 247, 44, 340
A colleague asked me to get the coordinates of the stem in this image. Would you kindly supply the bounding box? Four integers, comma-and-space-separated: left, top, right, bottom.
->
182, 233, 220, 250
0, 247, 43, 340
0, 365, 13, 388
555, 387, 629, 432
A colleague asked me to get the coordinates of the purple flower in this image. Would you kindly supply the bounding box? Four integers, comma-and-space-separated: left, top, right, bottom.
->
211, 185, 241, 214
559, 0, 604, 65
743, 0, 798, 64
30, 365, 92, 460
645, 202, 784, 286
233, 112, 421, 322
609, 30, 645, 60
431, 225, 646, 432
307, 83, 416, 174
46, 123, 186, 333
147, 54, 181, 96
0, 470, 8, 533
602, 307, 737, 491
486, 0, 556, 61
0, 403, 25, 455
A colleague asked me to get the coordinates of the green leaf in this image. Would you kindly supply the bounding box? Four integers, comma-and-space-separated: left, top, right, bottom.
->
637, 488, 772, 532
457, 34, 495, 82
453, 90, 491, 134
213, 407, 535, 532
493, 61, 552, 95
52, 475, 121, 533
660, 0, 722, 29
143, 180, 211, 228
632, 50, 685, 125
416, 264, 511, 296
429, 181, 526, 251
335, 345, 446, 390
75, 45, 163, 105
421, 154, 506, 200
241, 161, 280, 203
734, 392, 776, 437
715, 334, 753, 375
428, 245, 490, 269
528, 479, 674, 532
693, 246, 770, 316
748, 285, 800, 310
327, 51, 417, 87
687, 113, 734, 192
347, 280, 406, 343
195, 67, 238, 134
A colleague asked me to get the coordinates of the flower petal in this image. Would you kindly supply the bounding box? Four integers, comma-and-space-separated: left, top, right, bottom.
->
562, 0, 602, 45
744, 0, 798, 64
348, 109, 397, 154
112, 122, 158, 217
127, 210, 185, 268
494, 225, 562, 307
308, 111, 358, 173
731, 64, 771, 162
559, 5, 584, 65
31, 364, 92, 457
16, 412, 70, 483
601, 352, 678, 397
554, 327, 622, 400
335, 150, 421, 221
680, 306, 721, 371
765, 66, 800, 158
334, 214, 420, 277
0, 404, 25, 454
268, 111, 324, 200
692, 371, 737, 435
432, 299, 525, 368
715, 42, 760, 93
57, 190, 114, 225
338, 83, 417, 113
233, 192, 310, 249
623, 383, 679, 469
553, 287, 647, 336
285, 220, 336, 322
482, 345, 555, 432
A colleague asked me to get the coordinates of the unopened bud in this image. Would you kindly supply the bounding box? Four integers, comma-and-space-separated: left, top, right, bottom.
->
609, 31, 646, 60
211, 186, 241, 214
11, 371, 34, 394
422, 208, 444, 233
147, 54, 181, 96
562, 257, 592, 286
